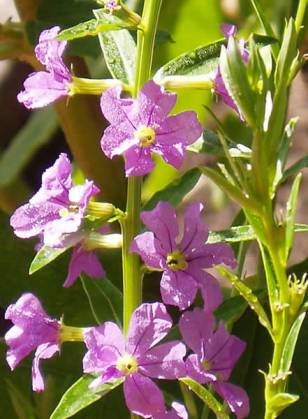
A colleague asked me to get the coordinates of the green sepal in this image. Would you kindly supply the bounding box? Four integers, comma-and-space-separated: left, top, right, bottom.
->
217, 267, 273, 336
29, 246, 68, 275
50, 375, 124, 419
179, 378, 229, 419
268, 393, 300, 416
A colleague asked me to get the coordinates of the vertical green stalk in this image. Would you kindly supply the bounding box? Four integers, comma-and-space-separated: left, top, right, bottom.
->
295, 0, 308, 32
122, 0, 163, 334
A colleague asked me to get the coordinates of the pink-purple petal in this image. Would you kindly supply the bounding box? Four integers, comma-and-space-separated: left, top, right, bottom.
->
153, 143, 185, 170
124, 146, 156, 177
127, 303, 172, 356
198, 272, 223, 312
64, 246, 105, 288
32, 343, 59, 392
101, 125, 137, 159
100, 85, 135, 127
156, 112, 202, 146
220, 23, 237, 38
140, 202, 178, 254
138, 341, 186, 379
135, 80, 177, 126
179, 308, 215, 357
160, 270, 198, 310
124, 373, 165, 417
153, 403, 188, 419
185, 354, 216, 384
179, 202, 208, 253
214, 382, 250, 419
130, 232, 165, 270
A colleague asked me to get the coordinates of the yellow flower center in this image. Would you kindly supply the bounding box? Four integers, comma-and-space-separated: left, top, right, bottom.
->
201, 359, 212, 371
166, 250, 188, 271
116, 353, 138, 376
59, 204, 80, 218
135, 126, 156, 148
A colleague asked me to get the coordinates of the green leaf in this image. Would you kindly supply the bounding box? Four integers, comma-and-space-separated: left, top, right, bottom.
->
249, 0, 277, 40
142, 168, 201, 211
29, 246, 68, 275
188, 129, 251, 159
80, 275, 123, 325
217, 267, 273, 335
285, 173, 302, 258
208, 225, 256, 244
280, 312, 306, 373
154, 39, 224, 82
0, 108, 57, 187
50, 375, 124, 419
179, 378, 229, 419
94, 9, 136, 85
56, 15, 132, 41
215, 294, 249, 325
282, 156, 308, 183
269, 393, 299, 416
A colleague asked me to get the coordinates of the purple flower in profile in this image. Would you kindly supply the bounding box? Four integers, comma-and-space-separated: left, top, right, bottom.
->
103, 0, 121, 12
83, 303, 186, 417
10, 153, 99, 247
152, 402, 188, 419
100, 80, 202, 176
18, 26, 71, 109
5, 293, 60, 392
10, 153, 105, 287
214, 24, 249, 119
131, 201, 236, 311
179, 308, 249, 418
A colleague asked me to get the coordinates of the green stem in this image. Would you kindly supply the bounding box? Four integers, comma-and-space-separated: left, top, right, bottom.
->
295, 0, 308, 32
122, 0, 163, 336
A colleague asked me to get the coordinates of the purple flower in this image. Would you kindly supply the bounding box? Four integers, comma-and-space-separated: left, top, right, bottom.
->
5, 293, 60, 392
18, 26, 71, 109
179, 308, 249, 418
131, 201, 236, 311
10, 153, 105, 287
100, 80, 202, 176
103, 0, 121, 12
152, 402, 188, 419
10, 153, 99, 246
83, 303, 186, 417
214, 24, 249, 119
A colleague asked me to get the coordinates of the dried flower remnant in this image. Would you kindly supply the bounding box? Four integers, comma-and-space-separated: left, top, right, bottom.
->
180, 308, 250, 418
5, 293, 60, 392
18, 26, 71, 108
100, 80, 202, 176
131, 201, 236, 310
83, 303, 186, 417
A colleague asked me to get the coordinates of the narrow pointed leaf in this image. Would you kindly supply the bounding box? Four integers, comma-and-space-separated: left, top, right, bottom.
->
285, 173, 302, 257
29, 246, 68, 275
269, 393, 299, 416
180, 378, 229, 419
217, 267, 273, 336
50, 375, 124, 419
280, 312, 306, 373
282, 156, 308, 183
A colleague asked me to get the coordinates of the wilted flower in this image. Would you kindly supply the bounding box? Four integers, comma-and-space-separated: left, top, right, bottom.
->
5, 293, 60, 392
83, 303, 186, 417
214, 24, 249, 119
131, 201, 236, 311
18, 26, 71, 108
179, 308, 249, 418
100, 80, 202, 176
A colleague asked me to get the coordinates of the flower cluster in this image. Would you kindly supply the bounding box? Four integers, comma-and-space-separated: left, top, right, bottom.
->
6, 22, 251, 419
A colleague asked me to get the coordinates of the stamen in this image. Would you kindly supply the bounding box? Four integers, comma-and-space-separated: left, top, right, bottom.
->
166, 250, 188, 271
135, 126, 156, 148
116, 353, 138, 376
